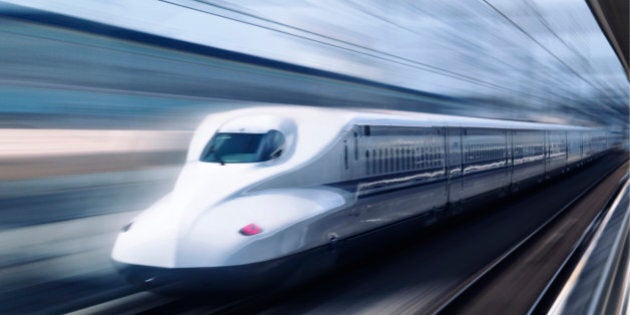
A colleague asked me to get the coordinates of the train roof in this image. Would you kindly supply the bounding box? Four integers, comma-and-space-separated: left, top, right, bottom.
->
200, 105, 596, 132
352, 108, 593, 131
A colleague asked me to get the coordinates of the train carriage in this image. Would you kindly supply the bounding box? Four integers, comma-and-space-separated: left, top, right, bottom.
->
112, 105, 615, 291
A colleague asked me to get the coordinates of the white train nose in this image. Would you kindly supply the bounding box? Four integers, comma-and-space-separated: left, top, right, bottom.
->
112, 232, 178, 268
111, 212, 181, 268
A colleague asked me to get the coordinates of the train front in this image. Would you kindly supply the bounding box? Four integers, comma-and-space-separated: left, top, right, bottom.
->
110, 109, 349, 292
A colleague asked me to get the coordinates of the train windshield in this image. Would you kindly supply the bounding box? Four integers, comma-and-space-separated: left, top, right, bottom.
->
200, 130, 285, 164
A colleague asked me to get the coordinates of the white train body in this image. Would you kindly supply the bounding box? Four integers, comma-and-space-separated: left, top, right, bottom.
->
111, 106, 615, 289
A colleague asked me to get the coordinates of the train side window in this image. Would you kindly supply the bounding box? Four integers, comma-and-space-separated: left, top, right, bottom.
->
402, 148, 406, 171
390, 148, 393, 172
413, 148, 417, 169
435, 147, 439, 167
385, 148, 389, 173
354, 132, 359, 161
392, 148, 396, 172
396, 148, 400, 172
420, 148, 424, 169
402, 148, 409, 171
389, 148, 393, 172
384, 149, 389, 173
437, 148, 441, 167
412, 148, 416, 170
402, 148, 407, 171
392, 148, 397, 172
389, 148, 396, 172
385, 148, 390, 173
379, 149, 384, 174
372, 149, 377, 174
365, 150, 370, 175
376, 149, 380, 174
416, 148, 419, 170
393, 148, 397, 172
477, 145, 480, 160
434, 147, 438, 167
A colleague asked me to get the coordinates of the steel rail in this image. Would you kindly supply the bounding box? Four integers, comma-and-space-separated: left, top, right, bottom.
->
430, 157, 627, 314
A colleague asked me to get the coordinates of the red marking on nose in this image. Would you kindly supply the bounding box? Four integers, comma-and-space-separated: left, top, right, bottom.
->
239, 223, 262, 236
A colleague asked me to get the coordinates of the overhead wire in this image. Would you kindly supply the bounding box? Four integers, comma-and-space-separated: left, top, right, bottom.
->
158, 0, 553, 98
346, 0, 587, 106
158, 0, 624, 125
479, 0, 613, 99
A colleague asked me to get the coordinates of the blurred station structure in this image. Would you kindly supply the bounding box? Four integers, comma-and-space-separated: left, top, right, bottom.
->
0, 0, 627, 314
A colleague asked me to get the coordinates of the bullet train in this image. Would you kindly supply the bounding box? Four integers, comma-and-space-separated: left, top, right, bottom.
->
112, 105, 617, 291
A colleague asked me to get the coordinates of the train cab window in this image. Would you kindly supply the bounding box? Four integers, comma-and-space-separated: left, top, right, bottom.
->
200, 130, 285, 164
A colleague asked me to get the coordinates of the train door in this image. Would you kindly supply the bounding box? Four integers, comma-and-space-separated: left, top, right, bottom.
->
562, 130, 569, 168
509, 130, 516, 187
544, 130, 549, 178
580, 131, 584, 163
446, 128, 463, 204
341, 135, 353, 180
341, 126, 362, 180
505, 130, 512, 187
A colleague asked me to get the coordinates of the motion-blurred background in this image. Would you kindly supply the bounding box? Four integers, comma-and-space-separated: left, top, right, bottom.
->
0, 0, 627, 313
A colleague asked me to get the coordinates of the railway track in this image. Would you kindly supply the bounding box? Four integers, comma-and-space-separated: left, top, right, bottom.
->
67, 154, 628, 315
432, 159, 628, 314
